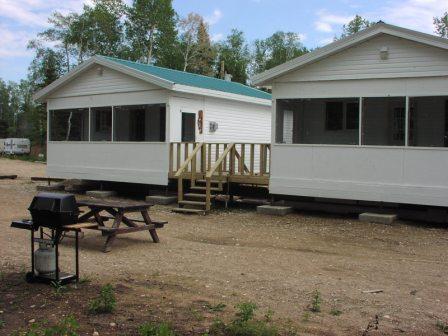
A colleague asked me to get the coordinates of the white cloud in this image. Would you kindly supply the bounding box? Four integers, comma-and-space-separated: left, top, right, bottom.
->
211, 33, 224, 42
377, 0, 447, 33
0, 25, 34, 57
314, 10, 354, 33
205, 9, 223, 26
297, 33, 307, 41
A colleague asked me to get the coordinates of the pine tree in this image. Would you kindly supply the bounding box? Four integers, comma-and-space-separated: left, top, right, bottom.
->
340, 15, 372, 38
434, 12, 448, 38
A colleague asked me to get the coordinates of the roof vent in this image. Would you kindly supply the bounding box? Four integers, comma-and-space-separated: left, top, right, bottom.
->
380, 46, 389, 60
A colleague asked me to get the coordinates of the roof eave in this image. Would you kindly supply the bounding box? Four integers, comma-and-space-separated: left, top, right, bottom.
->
173, 84, 272, 106
252, 22, 448, 86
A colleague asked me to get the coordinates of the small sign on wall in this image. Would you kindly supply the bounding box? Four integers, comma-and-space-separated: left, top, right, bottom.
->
209, 121, 218, 133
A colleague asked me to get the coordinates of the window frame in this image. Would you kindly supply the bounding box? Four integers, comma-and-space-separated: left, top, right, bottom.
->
274, 95, 448, 150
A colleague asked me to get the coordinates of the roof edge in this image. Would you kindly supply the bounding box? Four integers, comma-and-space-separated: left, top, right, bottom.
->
33, 56, 175, 102
252, 22, 448, 86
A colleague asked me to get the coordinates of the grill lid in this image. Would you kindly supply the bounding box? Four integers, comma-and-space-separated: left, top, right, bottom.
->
28, 192, 77, 213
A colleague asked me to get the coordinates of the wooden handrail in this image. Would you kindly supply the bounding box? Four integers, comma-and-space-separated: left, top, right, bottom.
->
206, 143, 235, 179
175, 143, 204, 177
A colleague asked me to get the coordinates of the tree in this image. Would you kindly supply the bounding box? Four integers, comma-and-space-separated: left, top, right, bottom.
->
215, 29, 251, 84
37, 11, 78, 72
252, 31, 308, 74
434, 12, 448, 38
179, 13, 202, 71
125, 0, 178, 65
27, 48, 65, 145
178, 13, 216, 75
340, 15, 372, 38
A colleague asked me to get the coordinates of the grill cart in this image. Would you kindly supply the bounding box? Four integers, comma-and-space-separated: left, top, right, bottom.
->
11, 193, 81, 285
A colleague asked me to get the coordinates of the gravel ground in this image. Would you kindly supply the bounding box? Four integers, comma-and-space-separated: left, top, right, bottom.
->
0, 158, 447, 335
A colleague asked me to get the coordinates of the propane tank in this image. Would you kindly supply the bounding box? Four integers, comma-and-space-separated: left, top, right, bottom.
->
34, 243, 56, 275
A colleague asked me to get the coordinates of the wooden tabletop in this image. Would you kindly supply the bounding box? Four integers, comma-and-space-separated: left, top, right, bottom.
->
77, 199, 153, 211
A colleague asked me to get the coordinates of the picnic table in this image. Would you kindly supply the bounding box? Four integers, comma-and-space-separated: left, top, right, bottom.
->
72, 199, 166, 252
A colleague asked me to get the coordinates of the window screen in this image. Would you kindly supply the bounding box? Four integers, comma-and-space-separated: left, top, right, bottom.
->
113, 104, 166, 142
49, 109, 89, 141
362, 97, 406, 146
90, 107, 112, 141
409, 96, 448, 147
276, 98, 359, 145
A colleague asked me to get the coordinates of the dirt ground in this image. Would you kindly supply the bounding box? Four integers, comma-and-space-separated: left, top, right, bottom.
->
1, 157, 448, 336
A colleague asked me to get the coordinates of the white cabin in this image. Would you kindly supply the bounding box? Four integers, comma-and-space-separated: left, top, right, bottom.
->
34, 56, 272, 186
253, 23, 448, 208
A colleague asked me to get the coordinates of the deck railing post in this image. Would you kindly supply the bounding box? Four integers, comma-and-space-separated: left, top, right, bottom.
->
169, 143, 173, 174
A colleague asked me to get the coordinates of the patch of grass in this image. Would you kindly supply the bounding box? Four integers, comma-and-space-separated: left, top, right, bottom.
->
12, 315, 78, 336
235, 302, 257, 322
330, 308, 342, 316
206, 303, 227, 312
2, 154, 46, 163
78, 276, 91, 285
310, 290, 322, 313
190, 308, 204, 321
0, 319, 5, 329
437, 321, 448, 334
88, 284, 116, 314
301, 312, 311, 323
138, 322, 176, 336
264, 309, 274, 322
209, 302, 277, 336
51, 281, 68, 296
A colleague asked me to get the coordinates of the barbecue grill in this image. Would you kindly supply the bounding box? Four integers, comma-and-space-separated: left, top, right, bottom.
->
11, 192, 80, 285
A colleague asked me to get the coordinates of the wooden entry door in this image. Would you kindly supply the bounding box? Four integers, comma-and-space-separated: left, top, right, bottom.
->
181, 112, 196, 142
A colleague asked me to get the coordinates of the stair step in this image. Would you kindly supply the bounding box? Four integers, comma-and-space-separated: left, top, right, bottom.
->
179, 200, 206, 207
184, 193, 215, 199
195, 179, 220, 184
191, 186, 222, 192
172, 208, 206, 215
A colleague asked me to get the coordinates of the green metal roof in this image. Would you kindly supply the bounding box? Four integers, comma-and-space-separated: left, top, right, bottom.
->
101, 56, 272, 101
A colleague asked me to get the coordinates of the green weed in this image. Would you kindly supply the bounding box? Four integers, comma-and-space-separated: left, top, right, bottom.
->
138, 322, 176, 336
88, 284, 116, 314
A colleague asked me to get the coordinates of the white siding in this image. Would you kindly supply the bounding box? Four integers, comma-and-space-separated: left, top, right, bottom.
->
168, 93, 271, 143
47, 142, 169, 185
278, 34, 448, 82
270, 145, 448, 207
49, 65, 160, 98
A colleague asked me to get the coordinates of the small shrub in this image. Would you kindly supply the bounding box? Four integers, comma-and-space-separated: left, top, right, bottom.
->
310, 290, 322, 313
138, 322, 176, 336
0, 319, 5, 328
51, 281, 67, 296
43, 315, 79, 336
330, 308, 342, 316
235, 302, 257, 323
209, 302, 277, 336
437, 321, 448, 334
88, 284, 116, 314
301, 312, 311, 323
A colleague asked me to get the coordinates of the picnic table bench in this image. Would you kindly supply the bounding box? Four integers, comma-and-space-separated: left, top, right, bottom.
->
74, 199, 167, 252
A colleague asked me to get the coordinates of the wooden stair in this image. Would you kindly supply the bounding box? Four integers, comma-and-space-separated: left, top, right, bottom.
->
172, 179, 223, 215
169, 142, 270, 215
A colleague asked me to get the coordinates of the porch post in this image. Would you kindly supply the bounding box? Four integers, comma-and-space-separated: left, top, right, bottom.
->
358, 97, 363, 146
88, 107, 91, 142
111, 106, 114, 142
405, 96, 409, 146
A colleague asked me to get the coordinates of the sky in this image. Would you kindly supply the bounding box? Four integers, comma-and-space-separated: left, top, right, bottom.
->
0, 0, 447, 82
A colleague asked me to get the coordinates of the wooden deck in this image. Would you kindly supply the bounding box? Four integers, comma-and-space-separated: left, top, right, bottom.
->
168, 142, 271, 213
